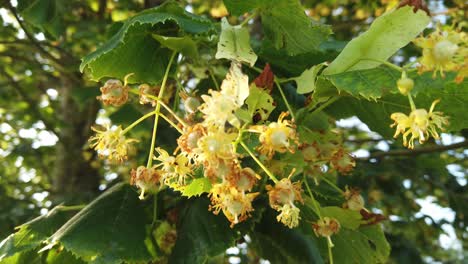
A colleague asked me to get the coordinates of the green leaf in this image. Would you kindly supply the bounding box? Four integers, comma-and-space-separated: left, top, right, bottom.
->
257, 41, 338, 77
80, 1, 214, 83
252, 209, 324, 264
17, 0, 64, 38
295, 108, 330, 131
169, 197, 238, 263
332, 226, 390, 264
223, 0, 266, 16
215, 18, 257, 66
0, 205, 78, 261
260, 0, 331, 56
327, 65, 401, 100
44, 183, 152, 264
46, 249, 85, 264
295, 64, 326, 94
323, 6, 430, 75
152, 34, 198, 58
320, 207, 362, 230
244, 85, 275, 121
180, 178, 212, 198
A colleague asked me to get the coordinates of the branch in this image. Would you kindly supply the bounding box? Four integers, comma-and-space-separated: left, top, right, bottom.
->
0, 69, 60, 136
6, 3, 81, 83
7, 3, 62, 65
358, 141, 468, 160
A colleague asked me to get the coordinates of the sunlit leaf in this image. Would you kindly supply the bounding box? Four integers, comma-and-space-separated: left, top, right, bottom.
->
323, 6, 430, 75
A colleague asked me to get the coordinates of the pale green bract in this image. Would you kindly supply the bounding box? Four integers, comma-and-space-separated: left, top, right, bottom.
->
295, 63, 326, 94
215, 18, 258, 67
323, 6, 430, 75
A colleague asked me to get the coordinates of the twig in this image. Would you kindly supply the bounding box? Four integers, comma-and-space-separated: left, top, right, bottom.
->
358, 141, 468, 160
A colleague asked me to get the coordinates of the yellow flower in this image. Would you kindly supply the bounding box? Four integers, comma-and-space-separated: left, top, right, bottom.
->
176, 124, 206, 162
209, 182, 258, 227
153, 148, 192, 185
254, 112, 298, 158
390, 100, 449, 149
199, 90, 240, 128
414, 26, 467, 77
130, 166, 162, 200
198, 128, 237, 162
266, 178, 303, 228
226, 167, 259, 192
276, 204, 301, 228
204, 158, 240, 184
89, 125, 137, 162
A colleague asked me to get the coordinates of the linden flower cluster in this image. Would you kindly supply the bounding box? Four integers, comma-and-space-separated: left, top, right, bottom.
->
150, 61, 261, 227
414, 25, 467, 78
89, 60, 357, 231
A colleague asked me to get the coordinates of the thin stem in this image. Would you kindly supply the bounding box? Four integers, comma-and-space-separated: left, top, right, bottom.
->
327, 238, 334, 264
240, 11, 257, 27
173, 80, 182, 112
147, 51, 177, 168
240, 141, 278, 183
407, 93, 416, 111
310, 96, 339, 114
275, 80, 296, 120
208, 68, 220, 90
159, 112, 183, 134
360, 58, 403, 72
303, 175, 322, 218
129, 89, 188, 127
152, 193, 158, 226
320, 176, 344, 194
122, 111, 156, 134
58, 205, 86, 211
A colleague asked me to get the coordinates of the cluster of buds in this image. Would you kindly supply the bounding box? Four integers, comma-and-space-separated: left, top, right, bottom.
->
299, 132, 356, 184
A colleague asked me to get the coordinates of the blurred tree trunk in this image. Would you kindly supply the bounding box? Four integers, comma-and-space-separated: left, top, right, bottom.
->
52, 77, 101, 202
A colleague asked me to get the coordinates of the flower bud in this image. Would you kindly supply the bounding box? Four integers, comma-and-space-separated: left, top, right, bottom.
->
343, 187, 365, 211
97, 79, 129, 106
397, 74, 414, 95
138, 84, 159, 106
184, 97, 201, 114
130, 166, 162, 200
312, 217, 340, 238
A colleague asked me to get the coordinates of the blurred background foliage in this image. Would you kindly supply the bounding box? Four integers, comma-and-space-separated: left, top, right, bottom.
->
0, 0, 466, 263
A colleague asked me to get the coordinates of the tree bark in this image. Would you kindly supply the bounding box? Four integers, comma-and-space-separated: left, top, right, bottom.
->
52, 77, 101, 203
